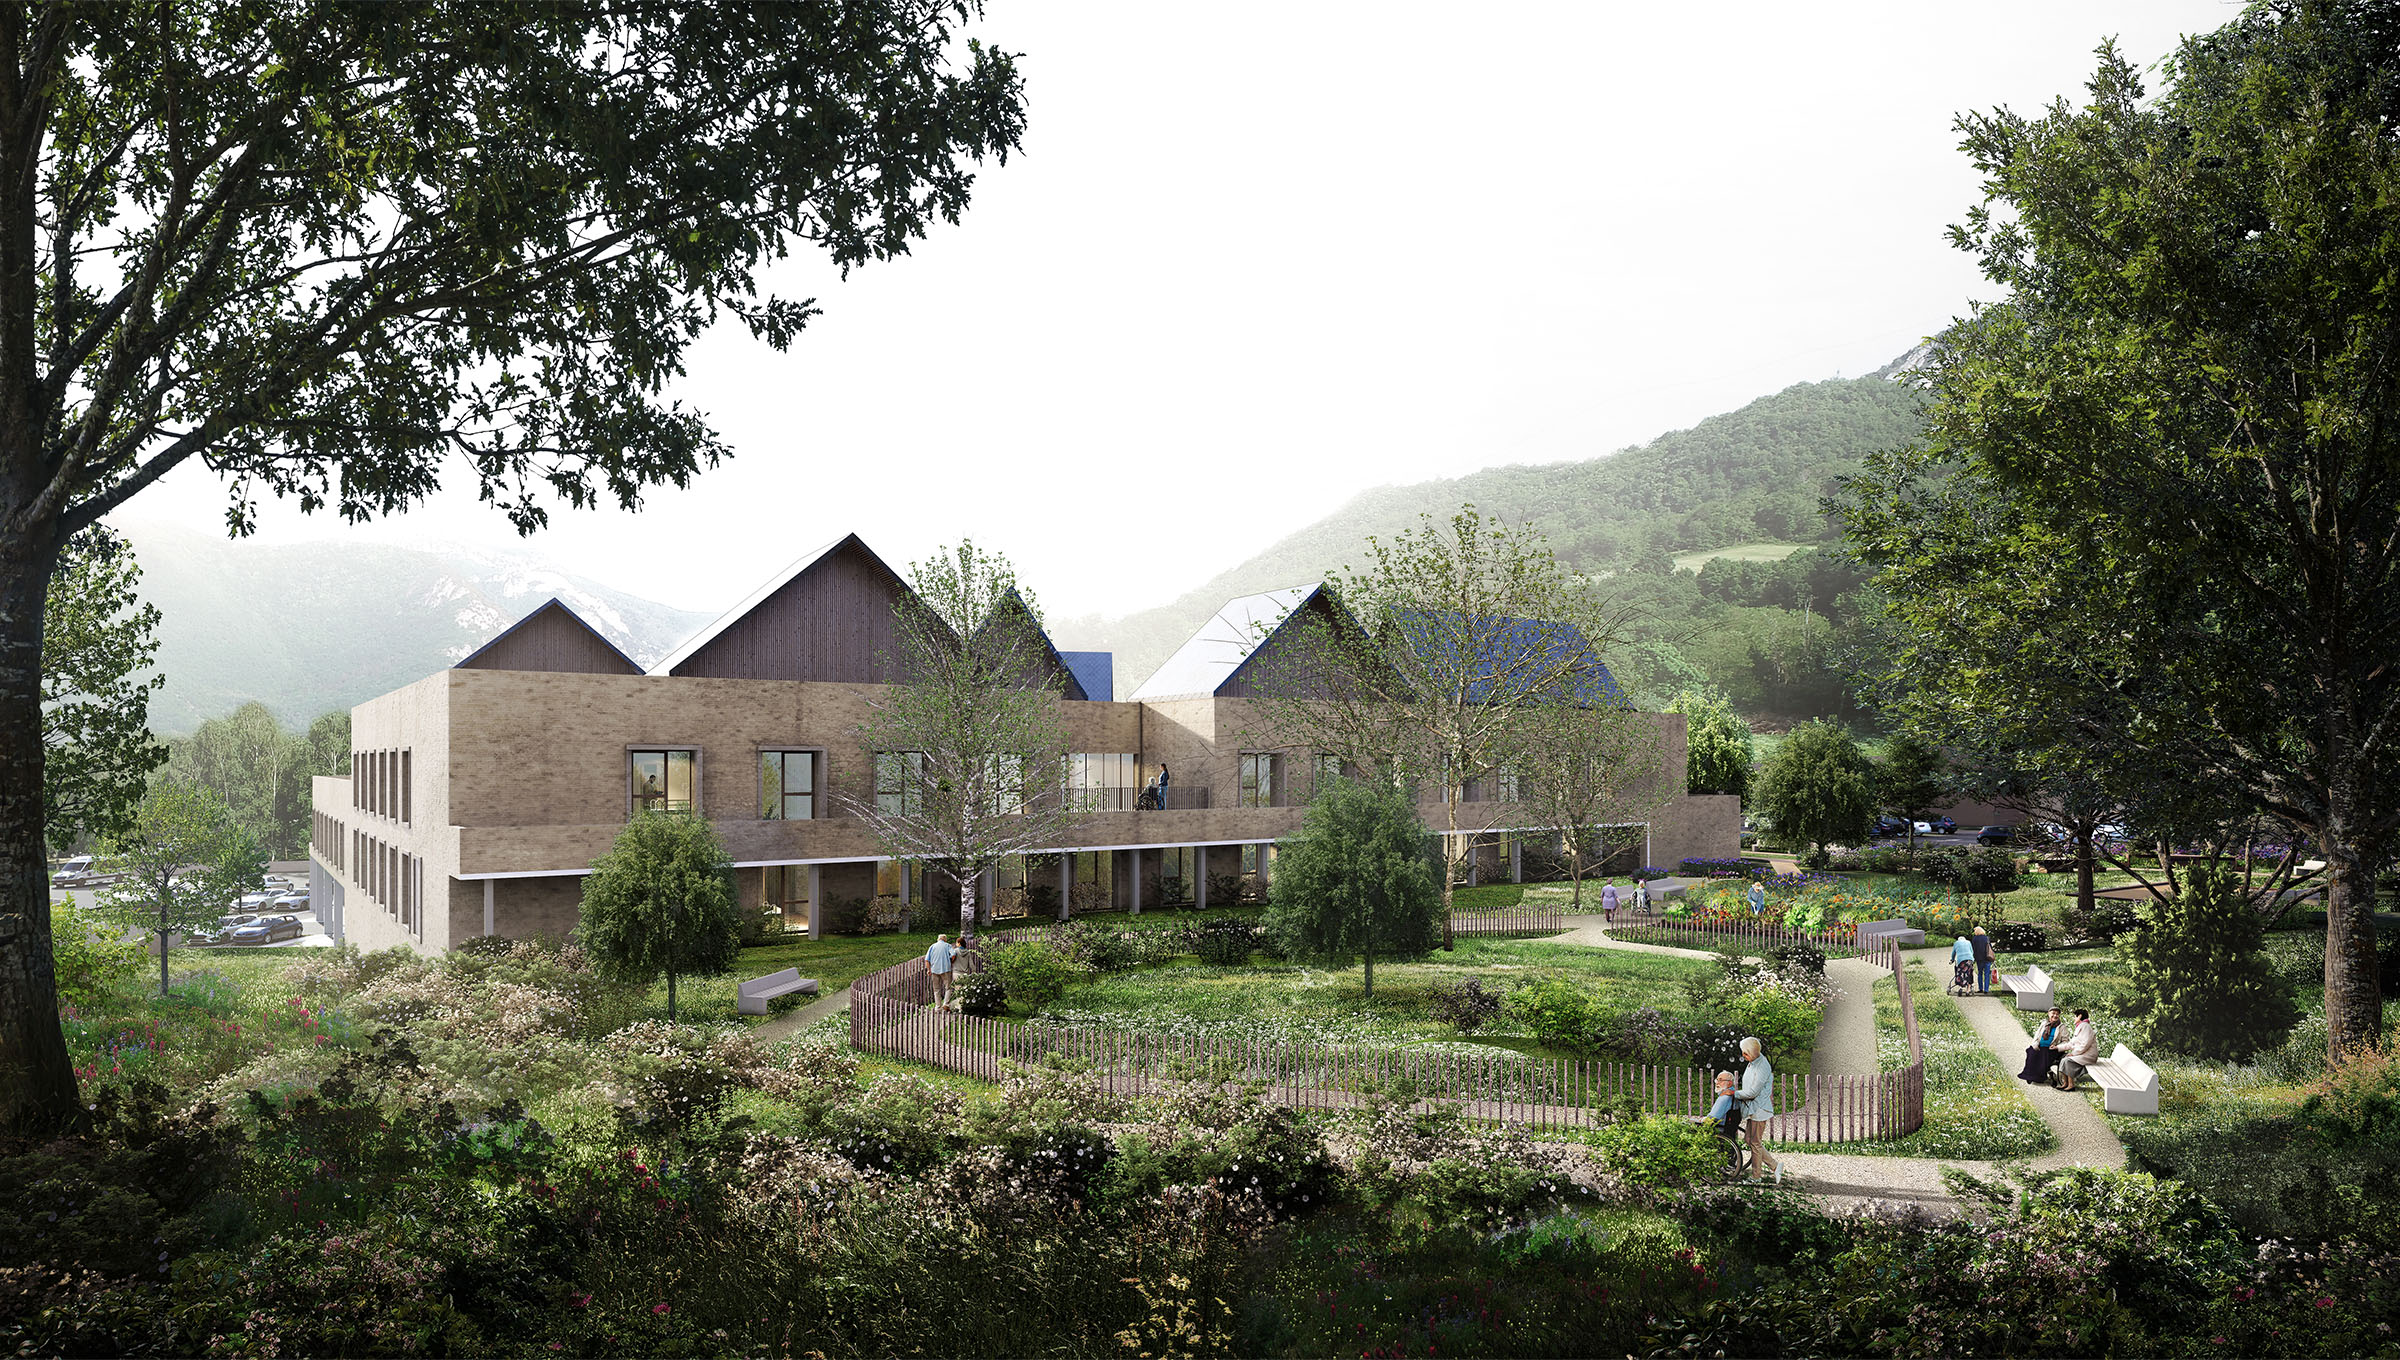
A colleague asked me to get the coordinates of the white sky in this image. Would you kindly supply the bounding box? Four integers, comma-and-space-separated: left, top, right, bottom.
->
119, 0, 2240, 624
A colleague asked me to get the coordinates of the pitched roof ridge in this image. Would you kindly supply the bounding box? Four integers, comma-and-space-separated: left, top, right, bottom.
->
453, 596, 644, 673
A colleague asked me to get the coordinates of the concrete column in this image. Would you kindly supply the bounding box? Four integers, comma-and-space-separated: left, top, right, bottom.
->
1129, 848, 1143, 916
482, 878, 494, 937
807, 864, 823, 940
1196, 846, 1209, 909
1468, 838, 1479, 886
1255, 843, 1271, 895
1511, 836, 1523, 884
1060, 852, 1073, 922
981, 865, 997, 926
899, 861, 912, 906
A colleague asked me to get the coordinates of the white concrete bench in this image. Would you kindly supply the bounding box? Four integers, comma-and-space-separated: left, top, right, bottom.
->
737, 967, 820, 1015
2001, 962, 2055, 1011
2078, 1042, 2159, 1115
1856, 917, 1926, 948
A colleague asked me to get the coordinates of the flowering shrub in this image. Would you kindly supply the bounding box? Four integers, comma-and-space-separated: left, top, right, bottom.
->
1679, 857, 1768, 879
1633, 865, 1675, 881
1428, 976, 1506, 1033
953, 968, 1008, 1016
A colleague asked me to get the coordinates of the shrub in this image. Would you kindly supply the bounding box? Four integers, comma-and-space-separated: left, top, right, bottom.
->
1020, 880, 1061, 917
1991, 921, 2049, 953
1586, 1116, 1725, 1191
987, 940, 1079, 1011
1602, 1005, 1682, 1063
1725, 987, 1820, 1055
2120, 863, 2301, 1063
50, 901, 142, 1008
1191, 917, 1258, 966
1679, 857, 1766, 879
1206, 871, 1251, 906
820, 895, 871, 934
1682, 1021, 1748, 1073
1766, 941, 1826, 980
1055, 919, 1133, 975
953, 970, 1007, 1017
1633, 865, 1674, 881
1505, 977, 1596, 1051
1429, 978, 1506, 1033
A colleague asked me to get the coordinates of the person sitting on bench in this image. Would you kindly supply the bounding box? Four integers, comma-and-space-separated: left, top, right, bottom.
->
2019, 1007, 2066, 1084
2056, 1009, 2099, 1090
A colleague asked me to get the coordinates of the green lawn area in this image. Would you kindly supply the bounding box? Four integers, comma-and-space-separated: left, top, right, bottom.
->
1670, 541, 1812, 572
660, 928, 953, 1022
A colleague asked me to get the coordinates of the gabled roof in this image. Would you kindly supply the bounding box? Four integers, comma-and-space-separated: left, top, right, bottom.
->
1061, 651, 1113, 702
453, 598, 644, 675
1129, 584, 1323, 699
647, 533, 910, 678
976, 588, 1089, 700
1383, 608, 1623, 706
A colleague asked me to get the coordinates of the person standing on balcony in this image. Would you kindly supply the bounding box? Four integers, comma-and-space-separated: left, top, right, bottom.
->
1155, 764, 1170, 810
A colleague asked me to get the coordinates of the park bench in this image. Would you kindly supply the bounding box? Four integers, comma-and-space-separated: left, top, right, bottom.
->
1856, 917, 1925, 949
737, 967, 820, 1016
2076, 1042, 2159, 1115
2001, 962, 2055, 1012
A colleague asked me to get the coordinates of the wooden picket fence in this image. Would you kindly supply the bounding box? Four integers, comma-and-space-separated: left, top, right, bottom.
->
1608, 909, 1873, 959
1448, 903, 1566, 936
849, 942, 1926, 1144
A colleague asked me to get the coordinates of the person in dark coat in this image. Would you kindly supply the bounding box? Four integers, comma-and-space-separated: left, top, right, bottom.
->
2019, 1007, 2066, 1083
1969, 926, 1996, 994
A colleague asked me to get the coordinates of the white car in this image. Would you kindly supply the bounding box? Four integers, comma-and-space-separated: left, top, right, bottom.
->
1913, 821, 1934, 835
271, 889, 311, 911
235, 888, 281, 911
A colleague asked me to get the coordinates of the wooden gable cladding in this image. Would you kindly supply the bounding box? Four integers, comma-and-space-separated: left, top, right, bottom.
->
980, 589, 1087, 700
1216, 589, 1358, 698
668, 536, 911, 682
454, 599, 643, 675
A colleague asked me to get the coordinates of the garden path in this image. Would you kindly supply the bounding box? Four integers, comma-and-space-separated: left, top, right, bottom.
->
1898, 947, 2126, 1173
754, 984, 853, 1042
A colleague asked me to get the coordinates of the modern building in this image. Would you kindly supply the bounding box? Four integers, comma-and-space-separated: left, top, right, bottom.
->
307, 534, 1739, 952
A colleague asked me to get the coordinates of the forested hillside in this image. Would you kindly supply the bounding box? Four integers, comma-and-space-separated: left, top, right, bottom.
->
1060, 368, 1928, 697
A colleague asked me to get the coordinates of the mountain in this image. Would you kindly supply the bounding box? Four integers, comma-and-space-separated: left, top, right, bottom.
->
1058, 368, 1930, 691
118, 523, 712, 733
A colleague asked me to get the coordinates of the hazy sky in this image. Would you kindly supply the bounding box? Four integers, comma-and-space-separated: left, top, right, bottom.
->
120, 0, 2240, 625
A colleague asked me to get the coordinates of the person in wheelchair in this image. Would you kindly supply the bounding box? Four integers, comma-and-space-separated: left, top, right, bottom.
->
1699, 1069, 1747, 1176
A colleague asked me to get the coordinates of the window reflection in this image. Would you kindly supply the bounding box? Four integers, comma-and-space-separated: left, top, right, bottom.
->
761, 751, 815, 820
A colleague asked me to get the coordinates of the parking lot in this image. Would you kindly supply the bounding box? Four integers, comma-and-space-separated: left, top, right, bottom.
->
51, 879, 335, 950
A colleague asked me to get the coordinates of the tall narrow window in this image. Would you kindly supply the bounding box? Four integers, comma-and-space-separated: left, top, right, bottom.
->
874, 751, 925, 817
1238, 753, 1279, 808
1067, 752, 1139, 810
629, 749, 699, 816
1313, 753, 1345, 794
760, 751, 816, 820
401, 750, 412, 824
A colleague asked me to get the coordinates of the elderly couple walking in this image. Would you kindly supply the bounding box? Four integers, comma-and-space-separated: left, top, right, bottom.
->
1699, 1036, 1783, 1185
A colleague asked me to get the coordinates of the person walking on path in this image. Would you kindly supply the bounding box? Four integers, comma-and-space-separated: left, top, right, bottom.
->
1969, 925, 1996, 994
1737, 1036, 1782, 1185
2019, 1007, 2067, 1084
1600, 880, 1619, 924
1632, 877, 1649, 916
1949, 932, 1976, 994
925, 934, 957, 1010
1747, 880, 1767, 916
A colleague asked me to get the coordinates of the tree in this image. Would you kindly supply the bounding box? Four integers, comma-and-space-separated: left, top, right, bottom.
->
1263, 777, 1441, 997
838, 543, 1084, 935
95, 780, 265, 997
1752, 720, 1873, 865
165, 704, 352, 859
1503, 695, 1671, 908
42, 527, 165, 852
0, 4, 1025, 1127
1246, 507, 1630, 948
1873, 733, 1945, 853
576, 812, 740, 1022
2119, 862, 2302, 1064
1666, 688, 1753, 799
1838, 5, 2398, 1055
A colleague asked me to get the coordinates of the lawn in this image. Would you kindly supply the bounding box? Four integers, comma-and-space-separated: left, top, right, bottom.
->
1669, 540, 1812, 572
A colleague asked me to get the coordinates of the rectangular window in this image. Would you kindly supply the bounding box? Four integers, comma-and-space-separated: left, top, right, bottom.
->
1314, 753, 1345, 795
401, 749, 412, 824
1240, 843, 1260, 873
760, 751, 816, 820
1239, 753, 1279, 809
874, 751, 925, 817
352, 755, 360, 809
1491, 768, 1521, 803
764, 865, 812, 916
630, 749, 699, 816
1067, 752, 1139, 811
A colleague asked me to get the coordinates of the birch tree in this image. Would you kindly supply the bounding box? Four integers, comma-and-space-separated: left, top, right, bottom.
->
838, 543, 1082, 938
1503, 696, 1670, 908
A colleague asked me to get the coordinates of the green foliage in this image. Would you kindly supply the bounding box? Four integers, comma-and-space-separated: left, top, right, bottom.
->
1872, 731, 1943, 825
1190, 917, 1258, 966
1724, 987, 1819, 1056
1666, 687, 1753, 797
1920, 845, 2022, 894
574, 813, 739, 1021
2120, 863, 2301, 1062
1750, 719, 1873, 859
1505, 977, 1599, 1050
1427, 977, 1505, 1033
1585, 1116, 1726, 1191
953, 969, 1007, 1017
162, 703, 350, 861
48, 901, 142, 1010
96, 779, 266, 993
42, 527, 166, 852
987, 940, 1078, 1011
1264, 777, 1440, 996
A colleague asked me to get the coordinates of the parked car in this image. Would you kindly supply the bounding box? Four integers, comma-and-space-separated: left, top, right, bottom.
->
1913, 820, 1934, 835
235, 888, 281, 911
1930, 816, 1957, 835
199, 913, 260, 945
271, 889, 311, 911
1976, 824, 2017, 846
50, 855, 95, 887
1870, 815, 1910, 838
228, 915, 304, 946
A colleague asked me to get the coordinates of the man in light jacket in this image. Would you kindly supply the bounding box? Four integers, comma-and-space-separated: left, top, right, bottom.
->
1737, 1036, 1782, 1185
2056, 1008, 2100, 1090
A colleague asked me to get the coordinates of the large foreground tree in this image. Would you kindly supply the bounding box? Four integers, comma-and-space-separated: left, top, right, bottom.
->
0, 2, 1026, 1129
1841, 1, 2399, 1055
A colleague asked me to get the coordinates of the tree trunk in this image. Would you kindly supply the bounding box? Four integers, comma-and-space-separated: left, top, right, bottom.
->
1440, 790, 1460, 951
157, 890, 170, 996
2320, 799, 2386, 1060
667, 967, 678, 1021
1567, 838, 1583, 909
0, 535, 80, 1131
2075, 825, 2096, 919
959, 871, 978, 941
